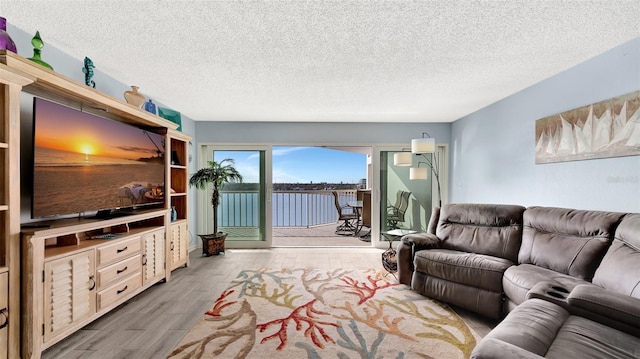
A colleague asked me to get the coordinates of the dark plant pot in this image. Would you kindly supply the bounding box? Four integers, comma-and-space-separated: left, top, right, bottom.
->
199, 233, 227, 256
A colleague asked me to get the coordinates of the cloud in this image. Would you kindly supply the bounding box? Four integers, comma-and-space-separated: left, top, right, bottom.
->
273, 147, 308, 156
247, 146, 309, 160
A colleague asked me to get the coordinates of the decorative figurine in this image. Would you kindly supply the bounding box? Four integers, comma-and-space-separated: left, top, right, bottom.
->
82, 57, 96, 88
124, 85, 145, 108
144, 99, 157, 114
0, 17, 17, 53
27, 31, 53, 70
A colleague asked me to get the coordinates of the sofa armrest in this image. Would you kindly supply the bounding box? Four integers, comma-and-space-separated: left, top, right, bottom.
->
471, 338, 544, 359
396, 233, 440, 286
567, 284, 640, 336
526, 281, 571, 309
401, 232, 440, 249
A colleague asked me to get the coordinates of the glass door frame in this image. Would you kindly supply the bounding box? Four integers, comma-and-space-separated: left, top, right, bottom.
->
372, 144, 448, 248
195, 143, 273, 249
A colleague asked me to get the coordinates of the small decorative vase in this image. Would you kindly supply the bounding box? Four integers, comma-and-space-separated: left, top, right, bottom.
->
27, 31, 53, 70
124, 85, 145, 108
0, 17, 17, 53
144, 99, 157, 114
170, 206, 178, 222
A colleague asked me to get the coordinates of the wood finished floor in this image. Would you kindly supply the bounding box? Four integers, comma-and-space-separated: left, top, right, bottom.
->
41, 248, 495, 359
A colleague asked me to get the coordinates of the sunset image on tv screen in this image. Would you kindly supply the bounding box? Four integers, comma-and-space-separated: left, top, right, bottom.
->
32, 98, 166, 218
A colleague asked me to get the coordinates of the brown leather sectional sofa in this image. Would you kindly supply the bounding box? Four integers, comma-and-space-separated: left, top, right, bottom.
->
396, 203, 640, 358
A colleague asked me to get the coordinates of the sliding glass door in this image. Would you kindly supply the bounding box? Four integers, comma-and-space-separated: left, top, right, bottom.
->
380, 150, 431, 233
200, 145, 272, 248
376, 145, 445, 236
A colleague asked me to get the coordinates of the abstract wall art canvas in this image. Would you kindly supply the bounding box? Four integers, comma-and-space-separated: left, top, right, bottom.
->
535, 90, 640, 164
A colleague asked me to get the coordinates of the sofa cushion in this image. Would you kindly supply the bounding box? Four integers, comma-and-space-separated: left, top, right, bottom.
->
414, 249, 513, 292
503, 264, 589, 305
476, 298, 569, 356
435, 203, 525, 262
592, 214, 640, 298
473, 299, 640, 359
519, 206, 625, 281
568, 284, 640, 336
545, 316, 640, 359
412, 271, 505, 319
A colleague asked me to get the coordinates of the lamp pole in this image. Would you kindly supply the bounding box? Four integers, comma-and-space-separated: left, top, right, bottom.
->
417, 154, 442, 208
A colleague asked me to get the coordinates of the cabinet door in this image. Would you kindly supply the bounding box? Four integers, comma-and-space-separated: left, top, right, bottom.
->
0, 271, 7, 359
43, 250, 96, 343
169, 222, 188, 271
142, 229, 165, 284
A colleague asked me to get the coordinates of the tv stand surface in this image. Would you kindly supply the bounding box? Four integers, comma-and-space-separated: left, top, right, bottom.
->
93, 209, 137, 220
21, 208, 167, 233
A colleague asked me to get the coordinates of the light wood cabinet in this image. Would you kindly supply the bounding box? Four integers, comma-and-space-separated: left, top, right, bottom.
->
167, 131, 190, 273
142, 229, 165, 284
96, 237, 141, 268
169, 221, 189, 271
95, 236, 143, 312
96, 272, 142, 312
23, 215, 167, 357
43, 250, 95, 344
0, 50, 191, 358
1, 52, 37, 359
97, 254, 141, 290
0, 270, 8, 359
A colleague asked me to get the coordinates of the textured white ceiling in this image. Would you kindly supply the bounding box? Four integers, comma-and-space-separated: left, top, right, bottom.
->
2, 1, 639, 123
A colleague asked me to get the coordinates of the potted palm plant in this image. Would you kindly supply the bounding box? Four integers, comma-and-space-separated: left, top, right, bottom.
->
189, 158, 242, 255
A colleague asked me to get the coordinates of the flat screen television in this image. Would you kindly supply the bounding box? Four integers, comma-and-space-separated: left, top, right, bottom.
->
32, 97, 166, 219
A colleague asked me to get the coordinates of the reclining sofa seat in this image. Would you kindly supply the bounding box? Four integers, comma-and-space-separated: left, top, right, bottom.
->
502, 206, 626, 311
405, 203, 526, 319
472, 213, 640, 358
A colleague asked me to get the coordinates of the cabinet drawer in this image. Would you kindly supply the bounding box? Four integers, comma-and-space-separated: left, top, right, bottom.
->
96, 237, 141, 267
97, 273, 141, 311
96, 254, 141, 290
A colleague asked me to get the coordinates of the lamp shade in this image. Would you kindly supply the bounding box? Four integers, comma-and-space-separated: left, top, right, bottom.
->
393, 152, 412, 166
410, 167, 428, 180
411, 137, 435, 153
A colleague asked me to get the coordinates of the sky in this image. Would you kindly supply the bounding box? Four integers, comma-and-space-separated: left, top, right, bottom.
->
34, 98, 163, 160
214, 146, 367, 184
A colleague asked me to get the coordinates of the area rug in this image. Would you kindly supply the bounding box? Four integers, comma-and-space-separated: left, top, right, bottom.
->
169, 268, 479, 358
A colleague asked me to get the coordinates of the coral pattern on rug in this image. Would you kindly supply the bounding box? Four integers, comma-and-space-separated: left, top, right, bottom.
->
169, 268, 479, 358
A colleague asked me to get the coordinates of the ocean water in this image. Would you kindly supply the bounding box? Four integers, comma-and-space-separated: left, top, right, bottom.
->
35, 147, 147, 166
219, 192, 354, 227
33, 148, 164, 218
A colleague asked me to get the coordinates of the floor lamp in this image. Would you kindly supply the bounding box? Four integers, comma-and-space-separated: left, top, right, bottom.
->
393, 132, 442, 207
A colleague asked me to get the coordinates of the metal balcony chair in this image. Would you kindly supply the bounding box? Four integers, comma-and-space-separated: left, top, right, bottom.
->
387, 190, 411, 229
332, 191, 358, 235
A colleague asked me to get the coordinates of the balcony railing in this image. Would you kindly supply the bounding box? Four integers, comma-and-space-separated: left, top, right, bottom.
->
218, 189, 357, 228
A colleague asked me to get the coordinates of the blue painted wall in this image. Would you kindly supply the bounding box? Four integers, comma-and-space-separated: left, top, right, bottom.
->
450, 38, 640, 212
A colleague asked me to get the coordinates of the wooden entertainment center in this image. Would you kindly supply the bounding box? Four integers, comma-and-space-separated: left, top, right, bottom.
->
0, 50, 191, 359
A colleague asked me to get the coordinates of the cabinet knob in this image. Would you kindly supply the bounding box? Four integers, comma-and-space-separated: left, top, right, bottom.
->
116, 246, 128, 253
88, 275, 96, 291
142, 254, 148, 266
116, 266, 128, 274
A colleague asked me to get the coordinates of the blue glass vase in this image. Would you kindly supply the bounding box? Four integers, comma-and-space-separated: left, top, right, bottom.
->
144, 99, 157, 114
